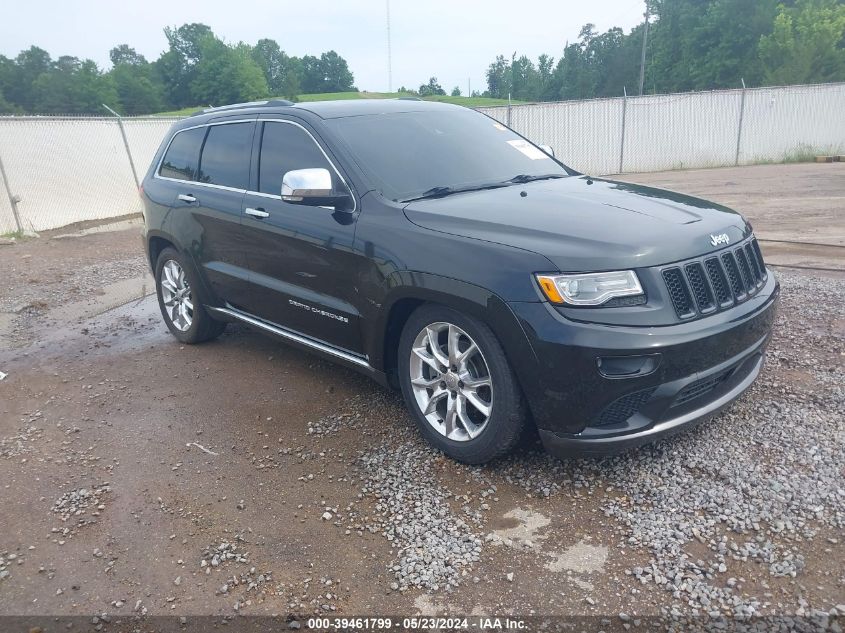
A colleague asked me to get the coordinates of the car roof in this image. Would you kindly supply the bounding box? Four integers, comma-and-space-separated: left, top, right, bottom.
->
292, 98, 461, 119
185, 98, 462, 124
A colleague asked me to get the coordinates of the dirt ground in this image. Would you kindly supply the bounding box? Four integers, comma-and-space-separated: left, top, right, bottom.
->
0, 164, 843, 630
620, 162, 845, 271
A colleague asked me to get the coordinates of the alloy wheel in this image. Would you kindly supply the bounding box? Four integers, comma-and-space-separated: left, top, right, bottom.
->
160, 259, 193, 332
409, 321, 493, 441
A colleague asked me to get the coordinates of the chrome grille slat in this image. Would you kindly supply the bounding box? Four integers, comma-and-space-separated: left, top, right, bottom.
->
663, 236, 767, 320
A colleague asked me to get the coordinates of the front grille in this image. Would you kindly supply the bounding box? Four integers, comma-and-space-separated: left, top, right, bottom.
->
663, 237, 767, 320
662, 268, 695, 318
735, 247, 755, 293
705, 257, 732, 306
685, 263, 715, 313
673, 367, 735, 407
745, 243, 762, 284
594, 387, 657, 427
721, 252, 746, 300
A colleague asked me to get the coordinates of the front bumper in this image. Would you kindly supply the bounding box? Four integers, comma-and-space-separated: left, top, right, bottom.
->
505, 272, 779, 456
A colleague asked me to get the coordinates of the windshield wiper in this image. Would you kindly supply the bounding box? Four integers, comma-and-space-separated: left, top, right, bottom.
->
402, 181, 509, 203
506, 173, 568, 184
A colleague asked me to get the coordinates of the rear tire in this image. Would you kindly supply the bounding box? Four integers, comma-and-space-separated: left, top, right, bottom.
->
398, 304, 526, 464
155, 247, 225, 344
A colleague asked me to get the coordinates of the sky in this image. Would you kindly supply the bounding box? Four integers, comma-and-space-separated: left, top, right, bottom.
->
1, 0, 647, 95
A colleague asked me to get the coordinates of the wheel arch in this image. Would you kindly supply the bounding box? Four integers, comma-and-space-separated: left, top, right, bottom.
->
146, 231, 220, 309
147, 233, 176, 271
373, 271, 539, 392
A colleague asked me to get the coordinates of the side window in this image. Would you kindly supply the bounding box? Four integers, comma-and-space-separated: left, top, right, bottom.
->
258, 122, 334, 196
159, 127, 206, 181
197, 122, 254, 190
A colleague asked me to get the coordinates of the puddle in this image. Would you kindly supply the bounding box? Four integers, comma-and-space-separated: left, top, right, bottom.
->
0, 273, 154, 349
51, 273, 154, 322
490, 508, 550, 548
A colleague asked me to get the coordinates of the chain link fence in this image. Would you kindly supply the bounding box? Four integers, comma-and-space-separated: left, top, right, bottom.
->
0, 116, 179, 234
478, 82, 845, 176
0, 83, 843, 234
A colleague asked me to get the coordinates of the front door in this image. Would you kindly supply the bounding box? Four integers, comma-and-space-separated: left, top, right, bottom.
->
240, 119, 364, 355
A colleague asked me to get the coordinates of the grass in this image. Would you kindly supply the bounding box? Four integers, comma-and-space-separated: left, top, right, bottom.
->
153, 91, 517, 116
1, 229, 25, 241
749, 143, 845, 166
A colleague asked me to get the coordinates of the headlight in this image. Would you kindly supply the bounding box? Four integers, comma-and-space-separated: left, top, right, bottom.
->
535, 270, 643, 306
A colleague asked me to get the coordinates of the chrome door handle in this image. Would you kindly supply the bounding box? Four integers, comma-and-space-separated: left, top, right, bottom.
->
177, 194, 196, 203
245, 207, 270, 218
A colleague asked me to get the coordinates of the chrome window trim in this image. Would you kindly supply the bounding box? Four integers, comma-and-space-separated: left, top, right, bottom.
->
153, 117, 357, 213
153, 119, 254, 191
155, 175, 247, 194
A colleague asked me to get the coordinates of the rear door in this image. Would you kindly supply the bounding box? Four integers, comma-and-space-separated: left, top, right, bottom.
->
160, 119, 257, 307
239, 118, 364, 354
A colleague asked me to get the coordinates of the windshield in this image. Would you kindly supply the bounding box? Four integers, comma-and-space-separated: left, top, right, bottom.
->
327, 109, 570, 202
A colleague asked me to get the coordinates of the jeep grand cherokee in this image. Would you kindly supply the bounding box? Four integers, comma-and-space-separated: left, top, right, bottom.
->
141, 98, 779, 464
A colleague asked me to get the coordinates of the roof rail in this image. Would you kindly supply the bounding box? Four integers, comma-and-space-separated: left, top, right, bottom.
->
190, 99, 295, 116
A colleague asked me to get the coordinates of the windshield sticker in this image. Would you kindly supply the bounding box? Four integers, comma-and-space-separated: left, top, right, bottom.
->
493, 122, 507, 131
506, 139, 547, 160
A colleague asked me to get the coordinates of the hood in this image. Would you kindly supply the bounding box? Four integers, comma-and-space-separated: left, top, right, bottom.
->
403, 176, 750, 271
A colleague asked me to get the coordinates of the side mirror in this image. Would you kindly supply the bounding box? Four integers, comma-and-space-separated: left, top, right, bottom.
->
281, 168, 352, 210
538, 144, 555, 158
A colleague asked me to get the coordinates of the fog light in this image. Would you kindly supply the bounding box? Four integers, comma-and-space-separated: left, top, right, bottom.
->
597, 354, 661, 378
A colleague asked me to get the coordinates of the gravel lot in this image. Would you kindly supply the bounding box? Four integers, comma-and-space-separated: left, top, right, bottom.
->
0, 164, 842, 630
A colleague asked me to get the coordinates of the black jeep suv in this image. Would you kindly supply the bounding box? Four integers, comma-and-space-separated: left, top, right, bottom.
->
141, 98, 778, 464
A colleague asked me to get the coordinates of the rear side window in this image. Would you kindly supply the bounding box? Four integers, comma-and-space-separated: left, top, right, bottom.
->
258, 122, 333, 195
198, 122, 255, 190
159, 127, 206, 181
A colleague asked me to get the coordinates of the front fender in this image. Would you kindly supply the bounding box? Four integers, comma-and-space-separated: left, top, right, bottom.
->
367, 271, 540, 395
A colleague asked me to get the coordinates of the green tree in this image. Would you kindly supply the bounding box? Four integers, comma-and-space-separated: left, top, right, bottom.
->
109, 44, 147, 67
511, 55, 540, 100
190, 38, 269, 106
0, 88, 16, 114
156, 23, 214, 108
298, 55, 322, 93
108, 45, 164, 115
553, 27, 601, 100
646, 0, 778, 92
759, 0, 845, 85
418, 77, 445, 96
297, 51, 354, 93
485, 55, 510, 98
251, 39, 299, 98
7, 46, 52, 110
31, 57, 119, 114
319, 51, 355, 92
451, 86, 461, 97
537, 54, 558, 100
111, 64, 164, 115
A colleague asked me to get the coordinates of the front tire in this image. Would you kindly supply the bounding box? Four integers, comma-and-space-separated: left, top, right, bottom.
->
154, 247, 225, 344
398, 305, 526, 464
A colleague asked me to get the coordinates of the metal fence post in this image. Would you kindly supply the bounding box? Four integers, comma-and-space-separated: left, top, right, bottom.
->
618, 87, 628, 174
103, 104, 140, 188
507, 93, 512, 127
0, 150, 23, 234
734, 78, 747, 166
